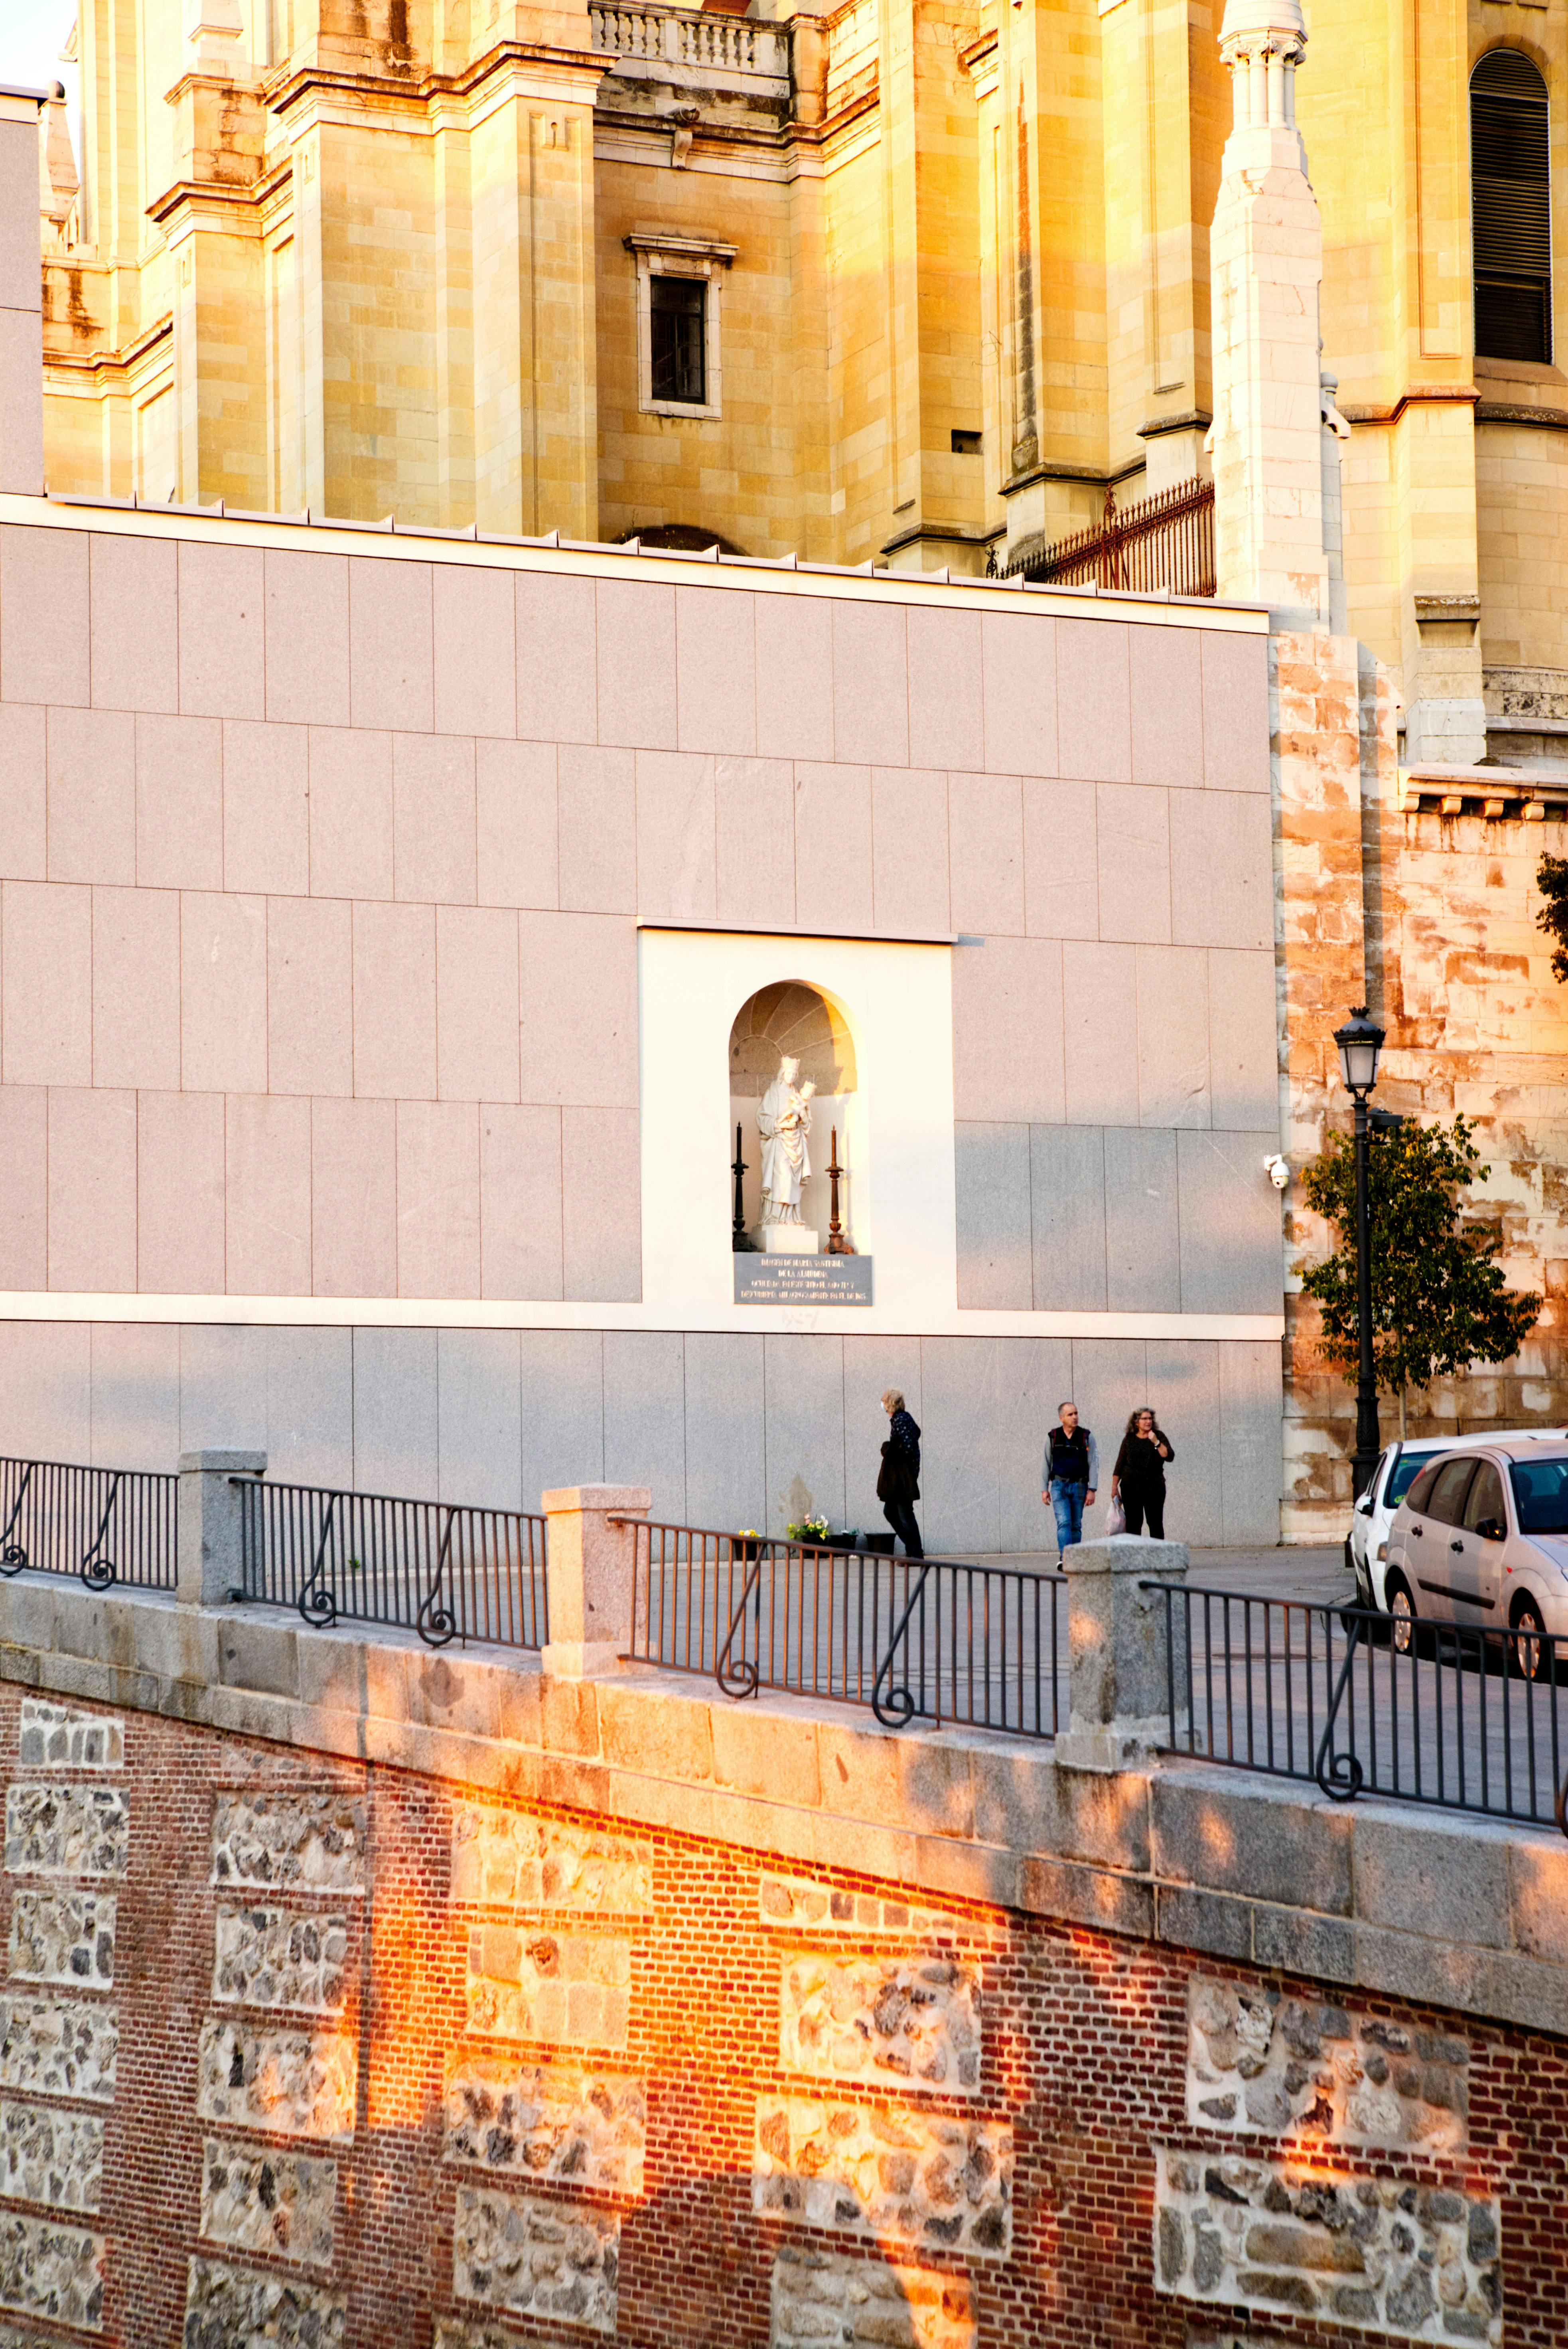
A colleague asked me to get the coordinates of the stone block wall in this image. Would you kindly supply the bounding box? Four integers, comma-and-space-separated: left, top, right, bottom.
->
0, 1686, 1557, 2346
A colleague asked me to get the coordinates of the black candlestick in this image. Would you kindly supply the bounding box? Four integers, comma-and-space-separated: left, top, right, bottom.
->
732, 1123, 758, 1252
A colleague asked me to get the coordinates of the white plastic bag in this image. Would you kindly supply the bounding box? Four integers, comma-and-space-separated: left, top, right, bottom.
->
1106, 1494, 1127, 1536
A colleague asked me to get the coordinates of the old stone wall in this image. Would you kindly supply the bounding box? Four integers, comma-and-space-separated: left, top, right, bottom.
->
0, 1685, 1553, 2347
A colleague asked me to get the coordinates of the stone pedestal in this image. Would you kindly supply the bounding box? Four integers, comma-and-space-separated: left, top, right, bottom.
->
1055, 1535, 1189, 1770
541, 1484, 651, 1678
761, 1226, 818, 1255
176, 1450, 267, 1608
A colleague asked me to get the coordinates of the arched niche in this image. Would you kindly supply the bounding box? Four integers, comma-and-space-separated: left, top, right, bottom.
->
728, 981, 863, 1251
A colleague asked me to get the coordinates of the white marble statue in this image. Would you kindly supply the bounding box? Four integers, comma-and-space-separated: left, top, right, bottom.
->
757, 1057, 816, 1225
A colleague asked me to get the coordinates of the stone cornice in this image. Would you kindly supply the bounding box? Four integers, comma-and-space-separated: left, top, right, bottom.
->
1338, 385, 1480, 427
265, 39, 611, 126
1475, 400, 1568, 431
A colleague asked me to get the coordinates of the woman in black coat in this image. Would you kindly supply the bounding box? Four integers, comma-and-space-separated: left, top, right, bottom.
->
878, 1388, 923, 1557
1111, 1406, 1174, 1538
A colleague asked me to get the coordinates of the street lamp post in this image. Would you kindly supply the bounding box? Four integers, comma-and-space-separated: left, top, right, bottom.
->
1333, 1005, 1386, 1499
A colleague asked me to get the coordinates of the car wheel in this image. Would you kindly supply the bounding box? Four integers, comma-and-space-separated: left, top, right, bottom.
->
1508, 1594, 1552, 1684
1385, 1572, 1416, 1658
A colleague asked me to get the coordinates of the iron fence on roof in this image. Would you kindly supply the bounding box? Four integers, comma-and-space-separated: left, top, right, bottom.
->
1001, 475, 1216, 596
0, 1455, 178, 1593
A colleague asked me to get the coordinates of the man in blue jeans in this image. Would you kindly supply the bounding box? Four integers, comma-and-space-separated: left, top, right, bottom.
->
1041, 1402, 1099, 1559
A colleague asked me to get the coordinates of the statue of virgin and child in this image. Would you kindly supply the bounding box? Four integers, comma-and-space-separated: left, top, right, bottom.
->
756, 1056, 816, 1226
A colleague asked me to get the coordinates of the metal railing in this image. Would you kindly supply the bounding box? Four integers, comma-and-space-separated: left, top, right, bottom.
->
1149, 1583, 1568, 1837
0, 1456, 177, 1593
623, 1519, 1066, 1737
237, 1480, 548, 1652
1002, 476, 1216, 596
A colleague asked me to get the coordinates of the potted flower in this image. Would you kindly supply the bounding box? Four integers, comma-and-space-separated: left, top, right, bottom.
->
733, 1528, 761, 1563
786, 1515, 830, 1547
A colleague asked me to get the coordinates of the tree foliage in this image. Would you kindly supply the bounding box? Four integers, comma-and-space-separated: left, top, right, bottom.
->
1299, 1115, 1540, 1396
1536, 853, 1568, 985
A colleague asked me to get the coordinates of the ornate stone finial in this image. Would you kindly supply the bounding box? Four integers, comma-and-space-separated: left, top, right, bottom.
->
1218, 0, 1308, 144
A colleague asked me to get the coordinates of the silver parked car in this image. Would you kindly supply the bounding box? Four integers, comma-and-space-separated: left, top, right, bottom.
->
1347, 1425, 1568, 1610
1383, 1439, 1568, 1675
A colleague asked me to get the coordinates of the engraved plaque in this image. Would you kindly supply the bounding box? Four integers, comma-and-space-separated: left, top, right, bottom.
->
734, 1256, 874, 1307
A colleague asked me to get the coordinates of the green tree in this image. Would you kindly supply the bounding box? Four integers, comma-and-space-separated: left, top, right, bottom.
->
1536, 852, 1568, 982
1299, 1115, 1540, 1437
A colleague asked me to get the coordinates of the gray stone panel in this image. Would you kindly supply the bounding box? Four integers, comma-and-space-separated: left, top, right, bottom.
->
195, 2019, 357, 2144
263, 1328, 354, 1489
351, 1327, 438, 1498
0, 2102, 103, 2213
212, 1908, 349, 2013
950, 936, 1065, 1124
178, 1323, 268, 1457
779, 1952, 981, 2094
1144, 1343, 1222, 1544
954, 1123, 1032, 1309
443, 2055, 645, 2196
4, 1790, 127, 1881
183, 2257, 346, 2349
1030, 1125, 1107, 1311
436, 1331, 523, 1512
754, 2095, 1012, 2253
449, 1804, 653, 1912
1103, 1127, 1179, 1313
1177, 1130, 1284, 1313
517, 1331, 604, 1511
1219, 1339, 1284, 1544
210, 1791, 367, 1896
0, 2211, 104, 2334
452, 2184, 618, 2333
0, 1999, 116, 2104
200, 2140, 336, 2267
993, 1337, 1075, 1552
16, 1706, 122, 1773
1061, 940, 1138, 1125
1207, 945, 1279, 1131
6, 1892, 115, 1990
917, 1338, 998, 1553
603, 1332, 686, 1526
683, 1334, 766, 1538
1185, 1979, 1469, 2155
763, 1336, 846, 1540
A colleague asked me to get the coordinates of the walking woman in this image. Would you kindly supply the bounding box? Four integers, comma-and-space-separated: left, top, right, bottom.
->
1110, 1407, 1174, 1538
878, 1389, 924, 1558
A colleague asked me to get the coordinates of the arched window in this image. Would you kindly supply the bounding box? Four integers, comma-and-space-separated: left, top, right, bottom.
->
1471, 49, 1552, 363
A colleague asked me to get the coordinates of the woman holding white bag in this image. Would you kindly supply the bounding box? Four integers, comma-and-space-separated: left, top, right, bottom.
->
1108, 1407, 1175, 1538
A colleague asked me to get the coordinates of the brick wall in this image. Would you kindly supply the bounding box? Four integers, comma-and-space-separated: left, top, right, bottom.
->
0, 1688, 1560, 2347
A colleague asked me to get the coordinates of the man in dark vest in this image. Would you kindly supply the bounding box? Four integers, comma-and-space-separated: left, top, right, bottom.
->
1041, 1401, 1099, 1561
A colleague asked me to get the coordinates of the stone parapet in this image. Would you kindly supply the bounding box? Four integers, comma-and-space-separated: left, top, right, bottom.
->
0, 1580, 1563, 2043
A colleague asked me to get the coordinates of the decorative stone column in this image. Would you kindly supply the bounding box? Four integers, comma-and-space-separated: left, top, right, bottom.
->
177, 1451, 266, 1608
541, 1486, 651, 1679
1208, 0, 1328, 626
0, 85, 45, 497
1054, 1536, 1189, 1770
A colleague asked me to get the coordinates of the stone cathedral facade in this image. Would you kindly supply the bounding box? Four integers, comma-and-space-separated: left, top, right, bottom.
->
16, 0, 1568, 1530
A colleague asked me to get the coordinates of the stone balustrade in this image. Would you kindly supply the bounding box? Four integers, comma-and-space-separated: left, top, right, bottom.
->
590, 1, 790, 87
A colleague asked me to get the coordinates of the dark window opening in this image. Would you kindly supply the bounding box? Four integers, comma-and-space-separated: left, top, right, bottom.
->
1471, 48, 1552, 363
951, 428, 982, 456
651, 275, 707, 404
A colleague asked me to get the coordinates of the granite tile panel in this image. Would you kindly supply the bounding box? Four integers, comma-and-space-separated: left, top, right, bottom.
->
516, 570, 597, 745
2, 884, 91, 1088
951, 935, 1064, 1122
181, 891, 267, 1094
1219, 1338, 1283, 1544
0, 705, 45, 878
226, 1094, 312, 1296
559, 745, 637, 915
46, 1090, 136, 1293
1130, 624, 1204, 790
715, 755, 795, 929
682, 1332, 766, 1536
0, 527, 87, 708
353, 900, 436, 1099
262, 1326, 353, 1488
222, 719, 309, 897
842, 1337, 923, 1544
1057, 618, 1130, 782
596, 576, 677, 750
517, 1332, 604, 1502
88, 883, 175, 1094
137, 1090, 225, 1293
267, 896, 353, 1098
45, 707, 134, 885
1023, 784, 1099, 940
0, 1090, 45, 1289
872, 766, 949, 933
179, 1323, 269, 1453
635, 749, 717, 920
476, 740, 558, 909
832, 601, 908, 767
677, 584, 757, 755
438, 906, 520, 1104
311, 1097, 397, 1297
762, 1334, 845, 1539
307, 725, 394, 903
1030, 1124, 1107, 1310
794, 763, 873, 935
178, 540, 265, 719
350, 554, 433, 732
907, 607, 984, 773
518, 912, 637, 1107
134, 712, 222, 891
1095, 782, 1171, 944
1177, 1130, 1284, 1313
954, 1123, 1032, 1309
1136, 945, 1211, 1129
394, 733, 477, 906
89, 531, 177, 713
1144, 1340, 1222, 1544
949, 773, 1024, 934
264, 549, 351, 727
351, 1326, 438, 1496
1201, 630, 1271, 791
87, 1321, 180, 1471
1170, 790, 1273, 949
396, 1101, 481, 1299
562, 1107, 641, 1302
434, 565, 516, 739
1208, 947, 1280, 1132
755, 594, 834, 762
982, 608, 1056, 776
0, 1324, 91, 1463
479, 1105, 563, 1300
438, 1330, 524, 1510
1061, 940, 1139, 1126
1104, 1126, 1180, 1313
603, 1331, 686, 1524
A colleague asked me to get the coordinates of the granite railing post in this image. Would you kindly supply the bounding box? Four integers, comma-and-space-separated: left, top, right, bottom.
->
176, 1450, 267, 1607
541, 1485, 652, 1678
1054, 1536, 1189, 1769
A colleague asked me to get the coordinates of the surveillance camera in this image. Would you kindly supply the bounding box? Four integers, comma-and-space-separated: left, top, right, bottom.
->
1263, 1153, 1290, 1191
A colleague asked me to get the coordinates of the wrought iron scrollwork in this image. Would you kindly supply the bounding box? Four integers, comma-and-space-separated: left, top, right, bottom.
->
417, 1509, 459, 1649
872, 1560, 932, 1729
715, 1546, 762, 1700
298, 1493, 339, 1629
1313, 1609, 1366, 1801
0, 1463, 33, 1575
79, 1473, 121, 1591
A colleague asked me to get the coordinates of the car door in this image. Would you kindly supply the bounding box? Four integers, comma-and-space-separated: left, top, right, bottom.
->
1454, 1459, 1508, 1623
1407, 1456, 1479, 1621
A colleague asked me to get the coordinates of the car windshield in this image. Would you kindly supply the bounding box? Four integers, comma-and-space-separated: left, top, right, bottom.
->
1387, 1449, 1441, 1508
1509, 1457, 1568, 1535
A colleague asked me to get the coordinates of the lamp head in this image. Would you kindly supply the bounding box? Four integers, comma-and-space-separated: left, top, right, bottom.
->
1333, 1005, 1384, 1098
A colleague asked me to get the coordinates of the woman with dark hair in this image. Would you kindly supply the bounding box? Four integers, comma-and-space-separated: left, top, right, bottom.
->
1110, 1406, 1174, 1538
